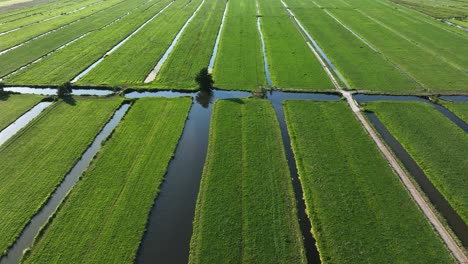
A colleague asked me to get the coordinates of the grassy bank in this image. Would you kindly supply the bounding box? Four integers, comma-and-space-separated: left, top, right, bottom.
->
190, 99, 306, 263
284, 100, 454, 263
366, 101, 468, 224
0, 97, 122, 257
21, 97, 191, 263
0, 94, 43, 131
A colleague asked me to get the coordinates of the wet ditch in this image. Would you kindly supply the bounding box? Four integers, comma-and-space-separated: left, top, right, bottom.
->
365, 112, 468, 247
207, 0, 228, 73
0, 103, 131, 264
0, 101, 52, 146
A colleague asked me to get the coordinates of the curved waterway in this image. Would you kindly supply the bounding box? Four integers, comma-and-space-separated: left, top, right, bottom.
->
0, 103, 130, 264
0, 101, 51, 146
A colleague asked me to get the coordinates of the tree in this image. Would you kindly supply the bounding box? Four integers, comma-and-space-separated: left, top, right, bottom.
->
57, 82, 72, 98
195, 68, 214, 90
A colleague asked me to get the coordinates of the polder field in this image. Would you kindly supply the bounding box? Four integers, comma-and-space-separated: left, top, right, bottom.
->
0, 0, 467, 262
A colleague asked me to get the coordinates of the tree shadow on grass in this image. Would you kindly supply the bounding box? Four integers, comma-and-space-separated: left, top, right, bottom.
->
63, 96, 76, 106
0, 92, 10, 101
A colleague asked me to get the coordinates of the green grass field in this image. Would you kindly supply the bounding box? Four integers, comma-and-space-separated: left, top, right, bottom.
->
0, 97, 122, 257
389, 0, 468, 18
0, 0, 145, 78
149, 0, 225, 89
21, 97, 191, 263
4, 0, 172, 85
258, 0, 332, 90
190, 99, 306, 264
311, 0, 468, 91
0, 94, 42, 131
283, 0, 420, 91
78, 0, 204, 86
366, 101, 468, 224
0, 0, 121, 52
284, 100, 454, 263
212, 0, 266, 90
438, 99, 468, 123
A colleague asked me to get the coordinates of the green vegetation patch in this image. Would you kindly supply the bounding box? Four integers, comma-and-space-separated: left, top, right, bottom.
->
190, 99, 306, 263
78, 0, 204, 86
258, 0, 332, 90
212, 0, 266, 90
0, 94, 42, 131
366, 101, 468, 224
438, 99, 468, 123
0, 97, 122, 257
150, 0, 225, 89
21, 97, 191, 263
284, 100, 454, 263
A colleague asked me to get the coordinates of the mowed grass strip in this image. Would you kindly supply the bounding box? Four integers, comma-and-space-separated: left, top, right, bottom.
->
190, 99, 306, 264
0, 0, 101, 32
212, 0, 266, 90
366, 101, 468, 224
0, 0, 146, 78
284, 100, 454, 263
312, 0, 468, 91
150, 0, 226, 89
4, 0, 172, 85
438, 100, 468, 123
21, 97, 191, 263
283, 0, 420, 91
0, 94, 43, 131
258, 0, 332, 90
0, 0, 121, 52
0, 0, 78, 23
78, 0, 203, 86
0, 97, 122, 257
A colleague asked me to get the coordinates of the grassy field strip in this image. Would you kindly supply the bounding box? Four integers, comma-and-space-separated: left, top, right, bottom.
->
0, 0, 78, 23
257, 0, 332, 90
284, 100, 455, 263
0, 0, 123, 52
315, 5, 424, 90
144, 0, 207, 83
21, 98, 191, 263
311, 0, 468, 91
3, 0, 174, 85
438, 100, 468, 123
0, 0, 148, 78
78, 0, 206, 85
0, 97, 123, 258
212, 0, 266, 90
72, 0, 179, 84
0, 94, 43, 131
149, 0, 225, 88
351, 6, 467, 74
0, 0, 100, 32
256, 1, 272, 86
189, 99, 306, 263
365, 101, 468, 224
282, 0, 420, 91
388, 0, 468, 18
0, 0, 104, 34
